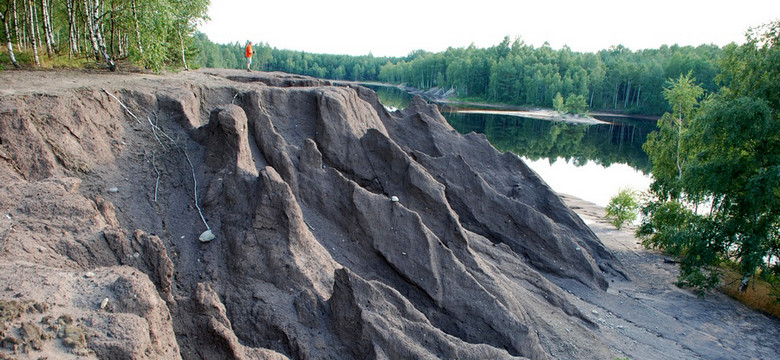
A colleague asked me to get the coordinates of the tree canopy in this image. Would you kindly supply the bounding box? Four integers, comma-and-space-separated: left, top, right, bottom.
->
639, 21, 780, 295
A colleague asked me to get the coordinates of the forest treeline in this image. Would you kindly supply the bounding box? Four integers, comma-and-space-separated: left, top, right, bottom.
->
0, 0, 208, 71
0, 0, 730, 116
195, 34, 724, 116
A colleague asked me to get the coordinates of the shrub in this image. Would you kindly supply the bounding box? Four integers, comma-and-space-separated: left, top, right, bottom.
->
605, 188, 640, 230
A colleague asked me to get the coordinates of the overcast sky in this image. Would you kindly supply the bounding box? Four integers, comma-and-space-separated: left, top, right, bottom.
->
199, 1, 779, 57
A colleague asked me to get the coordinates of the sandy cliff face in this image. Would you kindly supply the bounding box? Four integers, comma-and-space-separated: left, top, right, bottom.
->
0, 69, 624, 359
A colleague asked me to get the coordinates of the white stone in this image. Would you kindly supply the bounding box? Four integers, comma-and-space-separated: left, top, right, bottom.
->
199, 229, 216, 243
390, 196, 399, 202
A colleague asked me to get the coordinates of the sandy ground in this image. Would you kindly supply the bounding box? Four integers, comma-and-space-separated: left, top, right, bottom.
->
456, 109, 606, 125
560, 194, 780, 360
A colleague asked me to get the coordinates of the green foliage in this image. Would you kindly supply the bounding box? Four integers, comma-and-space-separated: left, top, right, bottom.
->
605, 188, 640, 229
643, 74, 704, 200
639, 21, 780, 296
552, 92, 565, 112
638, 201, 722, 293
564, 94, 589, 114
663, 72, 705, 121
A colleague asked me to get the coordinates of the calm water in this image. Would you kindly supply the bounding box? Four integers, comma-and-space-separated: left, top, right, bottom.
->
369, 85, 655, 207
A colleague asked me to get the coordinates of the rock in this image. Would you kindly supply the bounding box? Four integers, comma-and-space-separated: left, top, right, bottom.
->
198, 229, 215, 243
107, 187, 119, 193
390, 195, 399, 202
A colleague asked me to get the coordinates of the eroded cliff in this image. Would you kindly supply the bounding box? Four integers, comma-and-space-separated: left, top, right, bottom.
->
0, 69, 625, 359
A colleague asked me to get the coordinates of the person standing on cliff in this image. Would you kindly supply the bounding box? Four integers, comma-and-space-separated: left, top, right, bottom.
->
245, 41, 254, 72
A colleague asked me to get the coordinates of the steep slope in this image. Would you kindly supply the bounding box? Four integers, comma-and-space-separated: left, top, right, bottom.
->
0, 69, 624, 359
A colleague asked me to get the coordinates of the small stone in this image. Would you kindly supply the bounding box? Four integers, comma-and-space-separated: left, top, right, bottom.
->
107, 187, 119, 193
84, 272, 95, 278
591, 310, 599, 315
199, 230, 215, 243
390, 196, 399, 202
100, 298, 109, 310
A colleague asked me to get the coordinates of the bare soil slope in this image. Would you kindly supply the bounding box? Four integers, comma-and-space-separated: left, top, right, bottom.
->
0, 69, 776, 360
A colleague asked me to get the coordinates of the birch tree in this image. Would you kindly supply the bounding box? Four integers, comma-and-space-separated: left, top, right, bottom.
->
0, 10, 20, 68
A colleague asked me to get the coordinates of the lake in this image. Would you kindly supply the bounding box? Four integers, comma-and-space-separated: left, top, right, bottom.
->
368, 84, 655, 207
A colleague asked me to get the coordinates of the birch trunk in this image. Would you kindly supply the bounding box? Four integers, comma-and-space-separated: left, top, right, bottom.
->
1, 12, 20, 68
177, 28, 188, 70
12, 0, 22, 48
613, 82, 618, 109
83, 0, 100, 60
91, 0, 116, 71
624, 79, 631, 108
27, 0, 40, 65
676, 113, 683, 181
130, 0, 143, 55
40, 0, 54, 57
66, 0, 77, 58
636, 87, 641, 107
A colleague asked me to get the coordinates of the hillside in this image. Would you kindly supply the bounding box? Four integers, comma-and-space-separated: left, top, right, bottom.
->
0, 69, 777, 360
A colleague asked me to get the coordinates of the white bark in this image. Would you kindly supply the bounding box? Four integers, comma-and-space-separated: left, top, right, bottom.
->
1, 12, 20, 68
83, 0, 100, 60
27, 0, 40, 66
131, 0, 142, 55
40, 0, 54, 57
178, 28, 188, 70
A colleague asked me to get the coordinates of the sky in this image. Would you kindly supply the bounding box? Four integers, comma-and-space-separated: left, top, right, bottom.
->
199, 0, 780, 57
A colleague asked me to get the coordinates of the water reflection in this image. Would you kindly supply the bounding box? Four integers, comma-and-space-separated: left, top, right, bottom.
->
445, 112, 653, 174
369, 85, 411, 111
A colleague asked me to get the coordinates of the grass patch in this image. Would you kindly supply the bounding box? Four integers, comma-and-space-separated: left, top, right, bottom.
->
719, 264, 780, 318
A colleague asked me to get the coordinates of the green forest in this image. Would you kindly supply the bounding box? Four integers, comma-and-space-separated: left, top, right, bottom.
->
0, 0, 208, 71
194, 35, 724, 116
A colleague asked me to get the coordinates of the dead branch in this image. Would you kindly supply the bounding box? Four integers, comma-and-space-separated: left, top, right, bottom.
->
150, 153, 161, 202
102, 89, 141, 124
148, 116, 166, 149
183, 146, 210, 231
